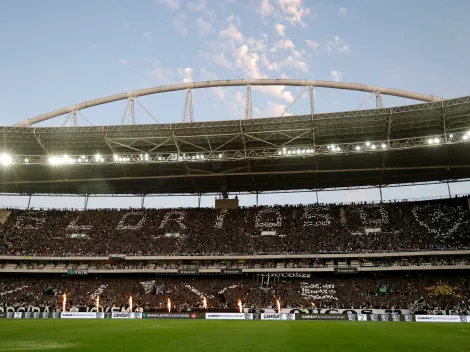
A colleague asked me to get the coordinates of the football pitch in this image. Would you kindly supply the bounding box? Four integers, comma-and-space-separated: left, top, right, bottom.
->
0, 320, 469, 352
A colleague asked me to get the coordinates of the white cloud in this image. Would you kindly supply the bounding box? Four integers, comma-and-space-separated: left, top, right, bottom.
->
270, 39, 295, 52
143, 32, 152, 40
246, 37, 266, 52
280, 55, 308, 72
90, 44, 96, 49
280, 73, 289, 79
275, 24, 286, 36
199, 51, 233, 69
339, 7, 347, 16
234, 45, 262, 78
260, 0, 274, 16
277, 0, 311, 27
188, 0, 207, 11
305, 39, 320, 49
218, 24, 244, 43
255, 86, 294, 104
158, 0, 181, 11
118, 59, 131, 68
330, 70, 343, 82
196, 17, 212, 37
152, 68, 172, 84
327, 36, 351, 53
264, 101, 290, 116
200, 68, 218, 80
177, 67, 193, 83
261, 55, 279, 71
173, 13, 188, 36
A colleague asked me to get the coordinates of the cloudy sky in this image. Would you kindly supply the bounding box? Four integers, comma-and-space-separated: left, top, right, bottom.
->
0, 0, 469, 208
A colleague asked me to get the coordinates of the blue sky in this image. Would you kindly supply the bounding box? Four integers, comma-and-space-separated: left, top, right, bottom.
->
0, 0, 469, 208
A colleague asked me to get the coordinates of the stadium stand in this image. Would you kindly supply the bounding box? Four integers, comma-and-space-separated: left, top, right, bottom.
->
0, 273, 469, 313
0, 197, 469, 256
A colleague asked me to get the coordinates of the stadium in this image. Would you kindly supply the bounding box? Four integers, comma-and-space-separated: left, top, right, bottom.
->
0, 76, 470, 351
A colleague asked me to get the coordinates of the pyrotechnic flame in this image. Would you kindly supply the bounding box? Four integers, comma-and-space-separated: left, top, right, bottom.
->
96, 295, 100, 311
203, 297, 207, 310
62, 293, 67, 312
167, 298, 171, 313
276, 299, 281, 313
237, 299, 243, 313
129, 296, 133, 312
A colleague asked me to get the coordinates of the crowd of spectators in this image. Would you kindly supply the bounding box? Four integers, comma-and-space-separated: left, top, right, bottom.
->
0, 197, 468, 256
0, 273, 469, 312
2, 256, 470, 271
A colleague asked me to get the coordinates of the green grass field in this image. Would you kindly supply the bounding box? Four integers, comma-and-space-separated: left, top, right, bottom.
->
0, 320, 469, 352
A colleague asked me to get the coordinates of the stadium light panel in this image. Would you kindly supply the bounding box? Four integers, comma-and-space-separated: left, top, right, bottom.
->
371, 145, 376, 150
381, 143, 387, 149
449, 134, 454, 138
24, 158, 28, 163
428, 138, 434, 144
433, 138, 440, 144
464, 135, 468, 140
365, 142, 370, 147
355, 146, 361, 151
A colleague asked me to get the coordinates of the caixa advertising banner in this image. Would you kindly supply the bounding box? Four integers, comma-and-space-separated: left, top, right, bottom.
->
61, 312, 97, 319
205, 313, 253, 320
415, 315, 464, 323
260, 313, 295, 320
295, 314, 348, 321
111, 312, 143, 319
142, 313, 204, 319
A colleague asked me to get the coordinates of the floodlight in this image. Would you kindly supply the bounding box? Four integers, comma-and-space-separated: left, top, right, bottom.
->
381, 143, 387, 149
366, 142, 371, 147
449, 134, 454, 138
433, 138, 440, 144
95, 153, 101, 161
24, 158, 29, 163
464, 135, 468, 140
371, 145, 376, 150
218, 154, 222, 158
0, 153, 12, 166
428, 138, 434, 144
355, 146, 361, 151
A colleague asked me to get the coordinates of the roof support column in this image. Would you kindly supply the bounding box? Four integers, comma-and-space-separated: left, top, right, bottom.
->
245, 85, 252, 120
376, 94, 384, 109
141, 194, 145, 209
84, 195, 89, 210
309, 86, 314, 115
182, 89, 194, 123
26, 194, 32, 210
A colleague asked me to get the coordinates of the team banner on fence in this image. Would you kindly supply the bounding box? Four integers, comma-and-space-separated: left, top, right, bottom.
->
178, 269, 199, 275
415, 315, 463, 323
206, 313, 253, 320
221, 268, 243, 274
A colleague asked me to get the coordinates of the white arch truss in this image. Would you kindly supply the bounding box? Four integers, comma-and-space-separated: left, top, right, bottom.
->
14, 79, 443, 127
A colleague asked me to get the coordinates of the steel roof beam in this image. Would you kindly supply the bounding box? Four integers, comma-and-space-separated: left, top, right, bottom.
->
14, 79, 443, 127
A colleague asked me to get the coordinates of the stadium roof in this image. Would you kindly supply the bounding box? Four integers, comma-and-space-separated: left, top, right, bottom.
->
0, 95, 469, 195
